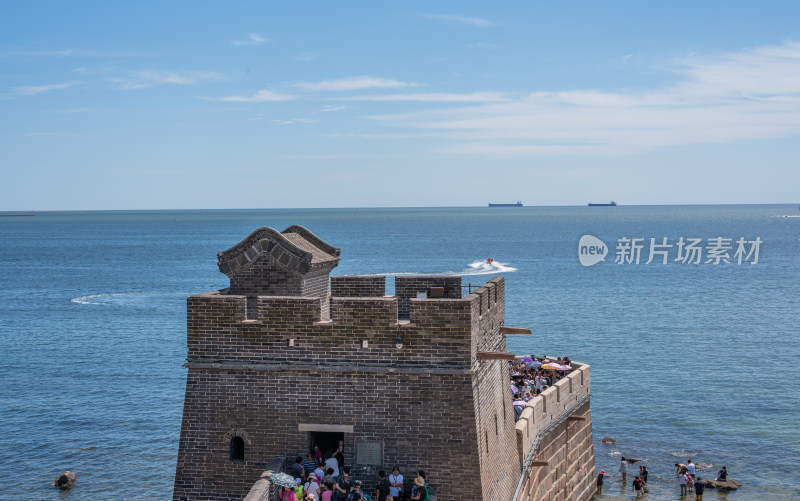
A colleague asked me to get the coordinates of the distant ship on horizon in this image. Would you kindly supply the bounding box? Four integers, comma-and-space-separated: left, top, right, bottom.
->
588, 201, 617, 206
488, 201, 523, 207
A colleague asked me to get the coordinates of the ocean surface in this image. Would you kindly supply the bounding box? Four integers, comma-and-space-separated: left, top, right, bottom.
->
1, 205, 798, 500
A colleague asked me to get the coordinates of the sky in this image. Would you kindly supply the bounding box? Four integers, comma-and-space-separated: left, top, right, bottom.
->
2, 1, 800, 210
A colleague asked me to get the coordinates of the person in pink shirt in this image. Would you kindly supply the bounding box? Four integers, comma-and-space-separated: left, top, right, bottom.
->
320, 483, 333, 501
279, 485, 297, 501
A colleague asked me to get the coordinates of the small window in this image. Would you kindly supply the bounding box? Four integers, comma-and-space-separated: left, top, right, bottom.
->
230, 436, 245, 462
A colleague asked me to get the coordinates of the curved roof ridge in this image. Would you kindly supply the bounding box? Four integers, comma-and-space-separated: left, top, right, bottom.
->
282, 225, 341, 258
217, 226, 339, 278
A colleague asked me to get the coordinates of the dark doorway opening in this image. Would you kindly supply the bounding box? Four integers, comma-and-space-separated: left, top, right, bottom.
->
229, 436, 244, 462
309, 431, 344, 459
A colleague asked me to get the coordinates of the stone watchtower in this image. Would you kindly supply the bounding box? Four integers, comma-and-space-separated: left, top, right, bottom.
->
173, 226, 596, 501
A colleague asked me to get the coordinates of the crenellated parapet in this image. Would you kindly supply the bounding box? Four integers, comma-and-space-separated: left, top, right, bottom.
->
185, 276, 501, 371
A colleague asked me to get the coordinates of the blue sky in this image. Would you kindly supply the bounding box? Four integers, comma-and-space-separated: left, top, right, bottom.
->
2, 1, 800, 209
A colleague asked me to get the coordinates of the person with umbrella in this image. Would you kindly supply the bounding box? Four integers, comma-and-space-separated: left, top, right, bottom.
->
272, 472, 299, 501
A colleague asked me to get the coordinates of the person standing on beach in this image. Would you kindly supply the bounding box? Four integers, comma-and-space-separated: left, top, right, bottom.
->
687, 459, 696, 478
596, 470, 605, 491
680, 472, 690, 496
694, 476, 705, 500
632, 475, 644, 498
620, 457, 627, 482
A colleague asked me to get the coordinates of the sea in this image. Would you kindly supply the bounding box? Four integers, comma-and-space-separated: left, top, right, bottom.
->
1, 205, 798, 500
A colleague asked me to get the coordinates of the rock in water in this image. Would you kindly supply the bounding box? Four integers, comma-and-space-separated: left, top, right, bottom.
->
601, 436, 617, 444
53, 471, 76, 489
702, 478, 741, 490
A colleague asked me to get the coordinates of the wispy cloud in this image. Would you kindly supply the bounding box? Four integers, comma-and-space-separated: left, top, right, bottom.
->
320, 105, 347, 112
361, 42, 800, 157
465, 42, 499, 49
340, 92, 509, 103
206, 89, 296, 102
28, 132, 87, 137
421, 14, 494, 27
232, 33, 269, 46
109, 70, 222, 90
294, 76, 419, 92
294, 52, 319, 61
11, 81, 80, 97
273, 118, 319, 125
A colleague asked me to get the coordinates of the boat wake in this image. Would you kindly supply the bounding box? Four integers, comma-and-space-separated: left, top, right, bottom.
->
364, 260, 517, 278
71, 291, 186, 306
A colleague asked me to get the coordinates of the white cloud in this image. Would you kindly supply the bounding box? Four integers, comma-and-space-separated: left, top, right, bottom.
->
421, 14, 494, 27
342, 92, 508, 103
273, 118, 319, 125
11, 81, 80, 96
208, 89, 296, 102
232, 33, 269, 46
109, 70, 222, 90
28, 132, 86, 137
294, 76, 419, 92
361, 42, 800, 157
320, 105, 347, 112
294, 52, 319, 61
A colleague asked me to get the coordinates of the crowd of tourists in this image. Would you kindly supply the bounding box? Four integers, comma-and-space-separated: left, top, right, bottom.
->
279, 443, 430, 501
508, 354, 573, 421
596, 457, 730, 499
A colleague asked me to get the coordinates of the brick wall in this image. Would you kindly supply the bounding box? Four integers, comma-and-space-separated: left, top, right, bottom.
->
513, 364, 596, 501
395, 276, 462, 319
330, 276, 386, 297
174, 274, 595, 501
175, 287, 481, 501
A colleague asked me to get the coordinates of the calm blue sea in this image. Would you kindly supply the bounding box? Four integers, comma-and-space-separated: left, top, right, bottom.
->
1, 206, 798, 500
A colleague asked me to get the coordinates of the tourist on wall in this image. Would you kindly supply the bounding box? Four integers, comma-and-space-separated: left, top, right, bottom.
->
376, 470, 390, 501
389, 467, 404, 501
322, 468, 335, 486
293, 456, 306, 481
303, 454, 318, 475
313, 445, 324, 464
293, 478, 304, 500
348, 480, 364, 501
320, 483, 334, 501
334, 467, 353, 500
410, 476, 428, 500
305, 473, 321, 501
314, 465, 326, 484
279, 485, 298, 501
325, 451, 340, 478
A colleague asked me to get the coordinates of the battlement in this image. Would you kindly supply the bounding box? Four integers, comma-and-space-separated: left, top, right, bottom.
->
186, 275, 504, 370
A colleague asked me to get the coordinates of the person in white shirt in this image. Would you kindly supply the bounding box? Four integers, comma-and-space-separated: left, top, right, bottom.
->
324, 452, 340, 478
620, 457, 627, 482
388, 466, 404, 501
687, 459, 696, 477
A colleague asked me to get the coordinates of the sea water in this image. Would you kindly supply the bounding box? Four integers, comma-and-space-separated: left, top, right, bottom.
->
0, 206, 798, 500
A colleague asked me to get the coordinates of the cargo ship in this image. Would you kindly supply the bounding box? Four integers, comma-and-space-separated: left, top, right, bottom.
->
489, 201, 523, 207
588, 201, 617, 206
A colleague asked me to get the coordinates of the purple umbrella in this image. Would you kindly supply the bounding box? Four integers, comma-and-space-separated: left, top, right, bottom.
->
521, 356, 534, 364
